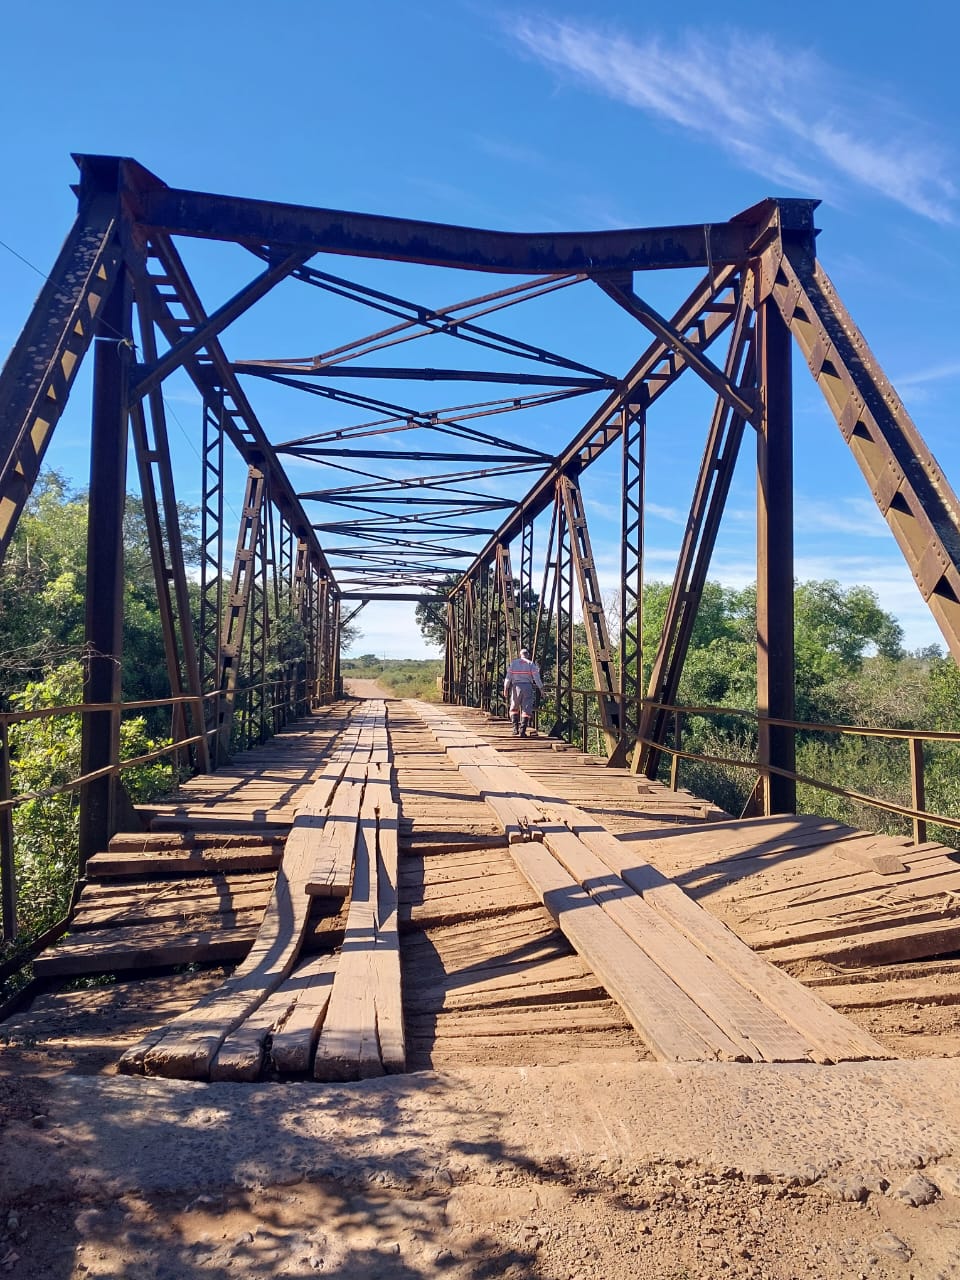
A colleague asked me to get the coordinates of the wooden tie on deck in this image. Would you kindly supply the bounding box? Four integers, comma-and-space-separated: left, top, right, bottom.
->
118, 702, 405, 1081
409, 701, 888, 1065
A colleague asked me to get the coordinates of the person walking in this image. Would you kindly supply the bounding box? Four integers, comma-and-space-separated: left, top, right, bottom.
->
503, 647, 544, 737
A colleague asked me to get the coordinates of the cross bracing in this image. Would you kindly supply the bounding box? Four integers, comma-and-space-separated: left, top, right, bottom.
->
2, 154, 960, 855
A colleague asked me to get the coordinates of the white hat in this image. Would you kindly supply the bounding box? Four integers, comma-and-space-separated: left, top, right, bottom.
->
520, 648, 530, 660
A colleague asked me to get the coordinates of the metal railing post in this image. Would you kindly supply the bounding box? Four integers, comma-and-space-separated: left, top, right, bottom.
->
0, 719, 17, 942
910, 738, 927, 845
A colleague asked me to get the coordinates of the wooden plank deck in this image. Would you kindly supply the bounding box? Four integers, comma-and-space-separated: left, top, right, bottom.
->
410, 701, 887, 1064
23, 693, 960, 1078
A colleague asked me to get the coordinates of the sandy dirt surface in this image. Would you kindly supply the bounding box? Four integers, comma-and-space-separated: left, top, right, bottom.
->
2, 697, 959, 1278
2, 1008, 960, 1279
342, 678, 393, 699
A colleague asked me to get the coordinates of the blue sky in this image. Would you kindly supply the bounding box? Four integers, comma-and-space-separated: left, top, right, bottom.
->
2, 1, 959, 657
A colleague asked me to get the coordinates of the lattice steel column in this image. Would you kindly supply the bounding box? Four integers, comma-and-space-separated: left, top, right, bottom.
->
129, 292, 210, 772
200, 393, 226, 752
619, 403, 645, 759
520, 517, 534, 651
552, 482, 575, 741
243, 493, 270, 747
329, 590, 342, 699
560, 474, 620, 756
217, 466, 265, 756
443, 597, 456, 702
496, 542, 520, 663
293, 537, 312, 713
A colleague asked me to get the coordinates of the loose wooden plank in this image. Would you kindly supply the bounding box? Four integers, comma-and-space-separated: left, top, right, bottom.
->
212, 953, 339, 1081
123, 711, 377, 1079
374, 780, 405, 1074
758, 916, 960, 968
480, 783, 817, 1061
313, 809, 382, 1081
832, 835, 907, 876
575, 829, 890, 1062
510, 841, 749, 1061
304, 777, 364, 897
35, 920, 258, 977
413, 702, 889, 1064
269, 954, 339, 1073
537, 821, 814, 1063
85, 846, 284, 879
71, 874, 275, 929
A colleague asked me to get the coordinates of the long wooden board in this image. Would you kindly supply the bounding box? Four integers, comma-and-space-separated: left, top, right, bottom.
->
119, 707, 380, 1079
410, 701, 890, 1064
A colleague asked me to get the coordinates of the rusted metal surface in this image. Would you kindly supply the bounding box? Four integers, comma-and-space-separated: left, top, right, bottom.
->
78, 274, 132, 866
755, 295, 797, 815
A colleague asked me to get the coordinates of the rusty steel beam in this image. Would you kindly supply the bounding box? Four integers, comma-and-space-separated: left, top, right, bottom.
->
236, 362, 610, 389
216, 467, 266, 756
78, 272, 132, 866
128, 232, 334, 579
619, 405, 645, 756
770, 242, 960, 666
116, 158, 772, 273
496, 543, 521, 664
132, 288, 211, 773
0, 193, 123, 562
756, 293, 797, 815
596, 277, 758, 425
130, 250, 309, 401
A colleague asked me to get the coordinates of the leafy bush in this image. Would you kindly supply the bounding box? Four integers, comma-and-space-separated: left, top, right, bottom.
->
8, 661, 176, 941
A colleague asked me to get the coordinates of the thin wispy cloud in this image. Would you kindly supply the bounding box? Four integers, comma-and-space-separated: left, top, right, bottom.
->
506, 17, 957, 224
895, 359, 960, 390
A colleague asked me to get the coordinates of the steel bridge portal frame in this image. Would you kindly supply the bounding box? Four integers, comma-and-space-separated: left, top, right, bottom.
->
1, 156, 959, 884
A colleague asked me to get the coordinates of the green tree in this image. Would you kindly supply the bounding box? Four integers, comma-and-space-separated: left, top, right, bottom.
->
415, 575, 460, 650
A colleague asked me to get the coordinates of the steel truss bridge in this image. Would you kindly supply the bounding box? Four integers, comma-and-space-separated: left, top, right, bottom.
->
3, 154, 960, 881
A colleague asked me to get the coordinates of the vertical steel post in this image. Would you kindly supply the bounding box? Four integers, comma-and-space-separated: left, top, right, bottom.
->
216, 466, 265, 757
560, 475, 620, 756
0, 718, 16, 941
200, 393, 225, 756
620, 404, 645, 758
443, 598, 456, 701
910, 738, 927, 845
330, 592, 342, 697
637, 296, 754, 778
520, 518, 534, 652
553, 484, 574, 740
79, 272, 131, 867
756, 295, 796, 814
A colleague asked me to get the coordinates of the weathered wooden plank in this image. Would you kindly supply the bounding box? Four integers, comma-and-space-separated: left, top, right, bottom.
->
35, 920, 258, 977
212, 953, 340, 1081
71, 875, 274, 930
759, 916, 960, 968
373, 788, 405, 1073
269, 954, 339, 1074
413, 702, 889, 1064
122, 717, 376, 1080
538, 822, 814, 1063
580, 834, 891, 1062
304, 778, 364, 897
314, 811, 382, 1081
85, 846, 284, 878
510, 840, 748, 1061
